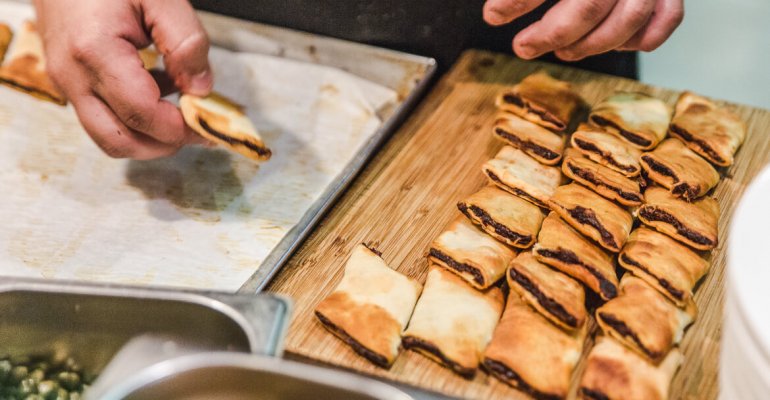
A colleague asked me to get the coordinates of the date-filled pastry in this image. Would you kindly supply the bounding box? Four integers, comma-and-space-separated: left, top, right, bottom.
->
638, 187, 719, 251
534, 213, 618, 301
596, 276, 696, 362
429, 217, 517, 289
562, 149, 643, 207
315, 244, 423, 368
589, 92, 670, 150
640, 138, 719, 201
548, 183, 634, 253
579, 336, 683, 400
619, 227, 709, 307
492, 113, 566, 165
483, 146, 563, 209
507, 251, 587, 331
570, 123, 643, 177
457, 186, 544, 249
669, 91, 747, 167
495, 70, 584, 132
0, 23, 11, 64
483, 292, 587, 400
403, 266, 504, 379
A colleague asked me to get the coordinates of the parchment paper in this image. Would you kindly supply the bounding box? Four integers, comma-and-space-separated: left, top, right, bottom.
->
0, 2, 397, 291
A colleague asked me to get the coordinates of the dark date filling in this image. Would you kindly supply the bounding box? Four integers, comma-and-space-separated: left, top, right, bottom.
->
580, 388, 610, 400
198, 117, 272, 157
403, 336, 476, 379
501, 93, 566, 130
567, 206, 618, 249
641, 156, 700, 199
536, 248, 618, 299
670, 125, 726, 164
315, 311, 390, 368
508, 268, 577, 328
620, 254, 685, 301
494, 128, 560, 161
428, 248, 485, 286
566, 163, 642, 203
590, 115, 651, 147
483, 358, 562, 400
573, 138, 637, 173
598, 312, 659, 360
639, 207, 714, 246
457, 203, 533, 247
485, 170, 549, 209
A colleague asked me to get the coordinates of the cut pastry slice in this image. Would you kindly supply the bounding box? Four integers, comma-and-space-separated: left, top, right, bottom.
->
562, 149, 643, 207
403, 266, 504, 379
457, 185, 544, 249
492, 113, 566, 165
533, 212, 618, 301
482, 146, 563, 209
180, 93, 272, 161
0, 23, 11, 64
570, 123, 642, 177
495, 70, 584, 132
596, 276, 696, 363
589, 92, 670, 150
548, 183, 634, 253
619, 227, 709, 307
669, 91, 747, 167
428, 217, 517, 289
507, 251, 587, 331
483, 292, 587, 400
640, 138, 719, 201
638, 187, 719, 251
579, 336, 683, 400
315, 244, 422, 368
0, 21, 66, 105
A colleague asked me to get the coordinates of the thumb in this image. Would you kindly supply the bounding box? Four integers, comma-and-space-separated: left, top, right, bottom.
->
141, 0, 213, 96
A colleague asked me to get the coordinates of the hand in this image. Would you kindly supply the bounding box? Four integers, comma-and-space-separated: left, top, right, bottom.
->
33, 0, 213, 159
483, 0, 684, 61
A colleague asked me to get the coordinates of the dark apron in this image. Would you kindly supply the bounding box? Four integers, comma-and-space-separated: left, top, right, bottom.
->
191, 0, 637, 78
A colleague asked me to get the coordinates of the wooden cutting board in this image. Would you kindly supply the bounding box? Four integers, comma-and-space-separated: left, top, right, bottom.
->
265, 49, 770, 399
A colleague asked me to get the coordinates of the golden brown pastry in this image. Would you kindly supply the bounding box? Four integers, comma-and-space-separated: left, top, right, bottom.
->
596, 276, 696, 363
0, 23, 11, 64
492, 113, 566, 165
638, 187, 719, 251
669, 91, 747, 167
589, 92, 670, 150
483, 292, 587, 400
619, 227, 709, 307
483, 146, 563, 209
315, 244, 423, 368
458, 186, 544, 249
579, 336, 683, 400
570, 123, 642, 177
562, 149, 643, 207
548, 183, 634, 253
507, 251, 587, 331
640, 138, 719, 201
180, 93, 272, 161
0, 21, 66, 105
428, 217, 517, 289
495, 70, 584, 132
403, 266, 504, 379
533, 213, 618, 301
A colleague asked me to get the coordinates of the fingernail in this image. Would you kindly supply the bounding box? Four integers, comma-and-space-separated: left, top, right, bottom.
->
189, 70, 213, 96
516, 43, 537, 59
486, 9, 507, 25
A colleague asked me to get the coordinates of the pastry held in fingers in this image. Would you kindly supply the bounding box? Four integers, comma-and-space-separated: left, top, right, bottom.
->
570, 123, 642, 177
483, 292, 587, 400
548, 183, 634, 253
669, 91, 747, 167
492, 113, 566, 165
507, 251, 587, 331
457, 186, 544, 249
495, 70, 583, 132
638, 187, 719, 251
482, 146, 563, 209
562, 149, 643, 207
428, 217, 517, 289
619, 227, 709, 307
314, 244, 422, 368
596, 276, 696, 363
403, 266, 504, 379
534, 213, 618, 301
640, 138, 719, 201
589, 92, 670, 150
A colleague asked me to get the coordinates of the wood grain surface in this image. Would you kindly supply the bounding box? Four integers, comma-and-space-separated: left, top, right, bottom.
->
264, 49, 770, 399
